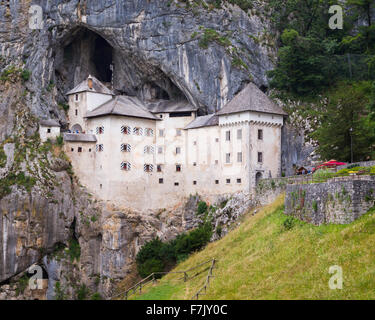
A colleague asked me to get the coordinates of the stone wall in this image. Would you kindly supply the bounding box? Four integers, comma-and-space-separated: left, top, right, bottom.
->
285, 176, 375, 225
336, 161, 375, 171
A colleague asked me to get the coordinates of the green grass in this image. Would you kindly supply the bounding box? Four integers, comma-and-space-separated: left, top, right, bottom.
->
124, 194, 375, 300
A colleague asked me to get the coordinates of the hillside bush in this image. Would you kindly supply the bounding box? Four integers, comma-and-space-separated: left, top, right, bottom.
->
136, 223, 213, 278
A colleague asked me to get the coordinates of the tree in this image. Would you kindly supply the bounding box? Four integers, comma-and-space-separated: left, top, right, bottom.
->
310, 82, 375, 162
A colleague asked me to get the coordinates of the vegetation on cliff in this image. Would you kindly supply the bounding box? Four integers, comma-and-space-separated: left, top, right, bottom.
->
129, 195, 375, 300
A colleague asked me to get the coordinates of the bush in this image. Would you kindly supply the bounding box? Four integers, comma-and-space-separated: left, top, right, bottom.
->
56, 135, 63, 146
283, 216, 295, 230
67, 238, 81, 262
76, 284, 89, 300
197, 201, 208, 215
21, 69, 31, 82
136, 224, 213, 278
90, 292, 102, 300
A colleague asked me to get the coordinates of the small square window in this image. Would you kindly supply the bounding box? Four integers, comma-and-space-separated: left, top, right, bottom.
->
258, 152, 263, 163
160, 114, 163, 118
100, 184, 102, 189
237, 129, 242, 140
75, 109, 78, 116
176, 129, 182, 136
78, 147, 82, 153
215, 180, 219, 184
237, 178, 242, 184
215, 138, 219, 142
226, 153, 231, 164
159, 129, 164, 137
193, 162, 197, 166
174, 182, 179, 186
258, 129, 263, 140
176, 164, 181, 172
176, 147, 181, 154
157, 165, 162, 172
47, 128, 51, 133
158, 146, 163, 154
71, 148, 74, 152
193, 141, 197, 145
159, 178, 164, 184
193, 181, 197, 185
215, 160, 219, 165
225, 131, 231, 141
75, 94, 79, 102
89, 149, 92, 152
226, 179, 231, 184
237, 152, 242, 163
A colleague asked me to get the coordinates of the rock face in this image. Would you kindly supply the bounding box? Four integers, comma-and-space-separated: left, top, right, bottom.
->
0, 0, 280, 299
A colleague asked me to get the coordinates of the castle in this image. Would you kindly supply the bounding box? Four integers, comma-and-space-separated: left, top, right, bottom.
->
39, 76, 286, 210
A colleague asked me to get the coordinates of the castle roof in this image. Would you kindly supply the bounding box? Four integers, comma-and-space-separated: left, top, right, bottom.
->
85, 95, 160, 121
63, 133, 97, 142
40, 119, 60, 127
145, 99, 198, 113
216, 83, 287, 116
66, 75, 114, 96
184, 114, 218, 130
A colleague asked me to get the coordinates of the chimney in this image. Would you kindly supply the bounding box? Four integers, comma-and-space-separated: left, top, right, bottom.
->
88, 75, 93, 90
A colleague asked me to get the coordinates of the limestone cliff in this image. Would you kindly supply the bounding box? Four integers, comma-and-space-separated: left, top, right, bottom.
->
0, 0, 292, 299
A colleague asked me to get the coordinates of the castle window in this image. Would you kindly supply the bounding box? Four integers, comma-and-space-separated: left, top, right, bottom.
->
237, 129, 242, 140
71, 148, 74, 152
145, 128, 154, 136
258, 152, 263, 163
133, 127, 143, 135
176, 147, 181, 154
193, 141, 197, 146
237, 152, 242, 163
159, 178, 164, 184
215, 160, 219, 165
159, 129, 164, 137
159, 115, 163, 119
176, 164, 181, 172
144, 164, 153, 172
75, 94, 79, 102
225, 131, 230, 141
157, 165, 162, 172
226, 179, 231, 184
121, 162, 131, 171
121, 143, 131, 152
144, 145, 154, 154
100, 184, 102, 189
121, 125, 131, 135
174, 182, 179, 186
78, 147, 82, 153
176, 129, 181, 136
89, 149, 92, 152
193, 162, 197, 166
215, 138, 219, 142
237, 178, 242, 184
258, 129, 263, 140
226, 153, 231, 164
215, 180, 219, 184
193, 181, 197, 185
47, 128, 51, 133
96, 144, 104, 152
158, 146, 163, 154
96, 126, 104, 134
75, 109, 78, 116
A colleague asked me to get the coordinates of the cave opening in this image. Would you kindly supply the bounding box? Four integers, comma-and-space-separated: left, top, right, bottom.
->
93, 36, 113, 83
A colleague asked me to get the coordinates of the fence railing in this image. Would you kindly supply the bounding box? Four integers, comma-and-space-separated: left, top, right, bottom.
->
191, 258, 216, 300
109, 258, 216, 300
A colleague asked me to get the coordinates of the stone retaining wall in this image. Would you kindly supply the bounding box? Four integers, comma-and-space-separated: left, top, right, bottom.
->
285, 176, 375, 225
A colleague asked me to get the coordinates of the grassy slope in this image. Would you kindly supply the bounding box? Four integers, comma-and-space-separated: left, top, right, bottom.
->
128, 194, 375, 300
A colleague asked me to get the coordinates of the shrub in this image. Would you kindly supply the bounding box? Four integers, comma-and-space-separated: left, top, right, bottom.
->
197, 201, 208, 215
283, 216, 295, 230
136, 238, 167, 278
312, 200, 318, 212
76, 284, 89, 300
56, 135, 63, 146
21, 69, 31, 82
67, 238, 81, 262
0, 147, 6, 168
90, 292, 102, 300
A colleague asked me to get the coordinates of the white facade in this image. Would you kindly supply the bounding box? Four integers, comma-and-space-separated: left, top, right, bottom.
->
63, 78, 285, 211
39, 122, 61, 142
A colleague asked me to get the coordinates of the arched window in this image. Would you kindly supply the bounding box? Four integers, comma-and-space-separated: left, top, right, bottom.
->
71, 124, 82, 133
144, 145, 154, 154
121, 162, 131, 171
144, 164, 153, 172
145, 128, 154, 136
121, 125, 131, 135
96, 144, 104, 152
96, 126, 104, 134
256, 172, 262, 185
133, 127, 143, 135
121, 144, 131, 152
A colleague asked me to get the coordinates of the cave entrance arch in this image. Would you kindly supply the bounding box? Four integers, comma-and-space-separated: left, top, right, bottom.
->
71, 124, 82, 133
